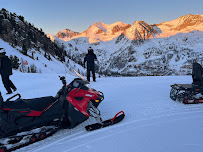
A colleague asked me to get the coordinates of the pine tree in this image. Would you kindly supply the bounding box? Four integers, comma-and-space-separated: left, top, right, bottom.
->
0, 16, 3, 34
30, 64, 37, 73
44, 52, 47, 58
27, 67, 30, 73
22, 43, 27, 55
18, 15, 24, 22
9, 55, 20, 70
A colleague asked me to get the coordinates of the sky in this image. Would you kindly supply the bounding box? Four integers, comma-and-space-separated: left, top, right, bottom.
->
1, 0, 203, 35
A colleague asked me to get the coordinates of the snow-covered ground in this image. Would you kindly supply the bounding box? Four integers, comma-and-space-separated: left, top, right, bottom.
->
1, 73, 203, 152
0, 38, 86, 75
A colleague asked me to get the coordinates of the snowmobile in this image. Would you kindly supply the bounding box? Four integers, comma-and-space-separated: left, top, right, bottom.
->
0, 76, 125, 151
170, 62, 203, 104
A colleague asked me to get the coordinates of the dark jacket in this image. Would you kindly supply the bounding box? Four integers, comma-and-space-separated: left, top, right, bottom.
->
84, 49, 97, 69
192, 62, 203, 86
0, 54, 12, 76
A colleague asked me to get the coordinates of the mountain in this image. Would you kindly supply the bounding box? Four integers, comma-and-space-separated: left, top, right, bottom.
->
0, 8, 86, 75
153, 14, 203, 37
55, 14, 203, 43
125, 21, 158, 40
56, 29, 79, 41
51, 14, 203, 76
55, 21, 133, 43
82, 21, 131, 43
55, 21, 158, 43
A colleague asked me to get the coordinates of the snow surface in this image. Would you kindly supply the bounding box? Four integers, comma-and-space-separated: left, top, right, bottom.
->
0, 38, 86, 76
0, 73, 203, 152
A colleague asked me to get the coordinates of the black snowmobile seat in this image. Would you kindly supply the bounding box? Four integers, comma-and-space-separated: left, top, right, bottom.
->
2, 96, 56, 112
173, 84, 201, 92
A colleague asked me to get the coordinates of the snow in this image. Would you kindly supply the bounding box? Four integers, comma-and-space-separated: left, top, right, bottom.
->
55, 21, 130, 43
0, 37, 86, 76
156, 14, 203, 38
1, 73, 202, 152
53, 14, 203, 44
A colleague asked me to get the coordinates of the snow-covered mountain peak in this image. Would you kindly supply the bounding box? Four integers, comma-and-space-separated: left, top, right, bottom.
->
155, 14, 203, 37
87, 22, 108, 33
125, 20, 157, 40
132, 20, 140, 25
81, 21, 131, 43
54, 14, 203, 43
93, 21, 106, 27
178, 14, 203, 20
110, 21, 129, 27
56, 29, 79, 41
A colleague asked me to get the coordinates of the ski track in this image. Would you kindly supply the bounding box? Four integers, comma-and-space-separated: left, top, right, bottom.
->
0, 74, 201, 152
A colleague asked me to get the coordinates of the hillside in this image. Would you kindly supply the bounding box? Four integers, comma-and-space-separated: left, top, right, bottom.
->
0, 8, 86, 75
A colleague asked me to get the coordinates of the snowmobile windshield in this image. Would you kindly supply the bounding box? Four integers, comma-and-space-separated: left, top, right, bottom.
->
84, 83, 91, 89
70, 78, 90, 90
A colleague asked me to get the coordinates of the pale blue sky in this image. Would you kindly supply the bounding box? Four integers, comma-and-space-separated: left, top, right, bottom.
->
1, 0, 203, 35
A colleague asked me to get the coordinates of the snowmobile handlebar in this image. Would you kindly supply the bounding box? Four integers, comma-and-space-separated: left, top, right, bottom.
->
59, 76, 66, 86
56, 76, 68, 99
6, 94, 21, 102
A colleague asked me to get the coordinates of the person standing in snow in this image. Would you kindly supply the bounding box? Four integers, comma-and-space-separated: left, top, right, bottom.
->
192, 61, 203, 87
84, 47, 97, 82
0, 48, 17, 94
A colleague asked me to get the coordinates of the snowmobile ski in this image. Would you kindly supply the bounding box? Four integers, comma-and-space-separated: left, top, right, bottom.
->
85, 111, 125, 131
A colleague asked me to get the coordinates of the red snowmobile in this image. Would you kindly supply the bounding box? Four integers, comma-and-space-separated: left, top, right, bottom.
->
0, 76, 125, 151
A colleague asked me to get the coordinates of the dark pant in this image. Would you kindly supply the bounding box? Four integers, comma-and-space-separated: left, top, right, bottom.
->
87, 68, 96, 82
1, 75, 17, 93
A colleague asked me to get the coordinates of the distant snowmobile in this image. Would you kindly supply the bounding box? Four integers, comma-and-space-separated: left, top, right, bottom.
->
0, 75, 125, 151
170, 62, 203, 104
